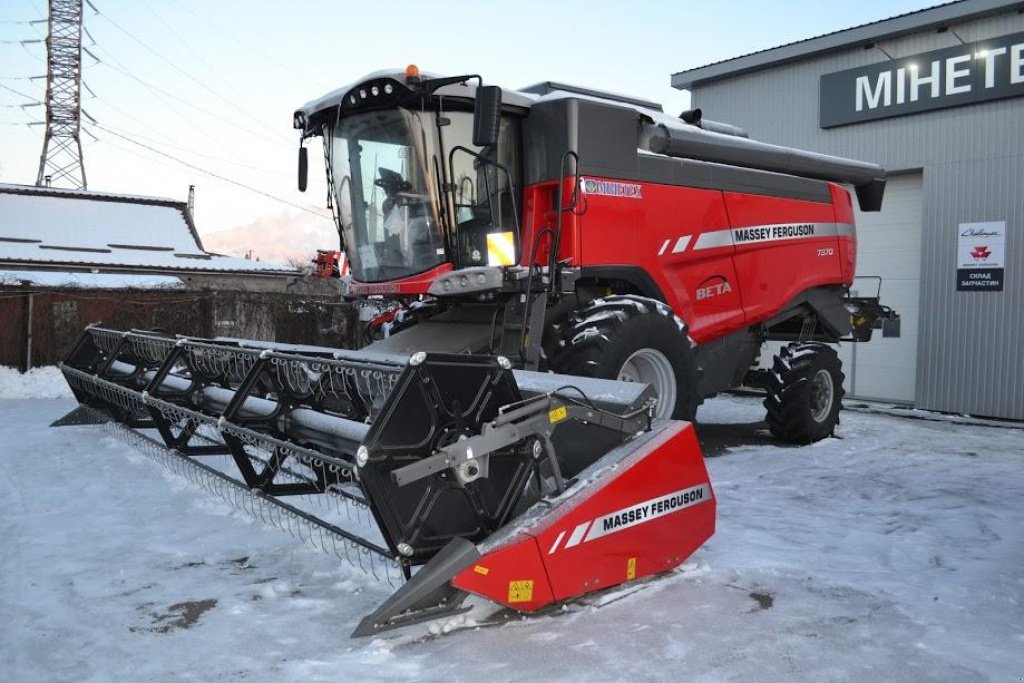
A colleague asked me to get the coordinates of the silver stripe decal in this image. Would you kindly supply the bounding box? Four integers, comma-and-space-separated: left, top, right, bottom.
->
837, 222, 855, 237
564, 521, 591, 549
583, 484, 712, 544
731, 221, 838, 245
549, 483, 714, 554
694, 229, 734, 250
548, 530, 566, 555
671, 235, 691, 254
657, 239, 670, 256
693, 222, 847, 250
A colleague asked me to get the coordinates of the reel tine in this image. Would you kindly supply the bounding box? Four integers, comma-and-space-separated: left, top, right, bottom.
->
81, 359, 403, 589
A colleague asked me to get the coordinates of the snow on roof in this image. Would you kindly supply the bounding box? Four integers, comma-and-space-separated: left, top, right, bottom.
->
0, 270, 184, 289
0, 183, 293, 275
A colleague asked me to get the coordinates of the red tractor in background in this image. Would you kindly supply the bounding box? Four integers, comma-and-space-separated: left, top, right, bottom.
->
294, 66, 897, 443
312, 249, 345, 278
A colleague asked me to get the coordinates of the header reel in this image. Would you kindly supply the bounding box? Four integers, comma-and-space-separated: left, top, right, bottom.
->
58, 325, 714, 636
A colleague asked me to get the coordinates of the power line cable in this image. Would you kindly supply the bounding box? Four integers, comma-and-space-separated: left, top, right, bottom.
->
91, 121, 329, 218
89, 94, 289, 178
163, 0, 298, 78
0, 81, 39, 100
89, 42, 256, 158
88, 41, 293, 152
19, 41, 44, 62
136, 0, 245, 99
88, 0, 294, 147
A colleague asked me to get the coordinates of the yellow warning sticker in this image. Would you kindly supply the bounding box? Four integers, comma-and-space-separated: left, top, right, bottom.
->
548, 406, 568, 424
507, 580, 534, 603
486, 232, 516, 266
627, 557, 637, 581
473, 565, 489, 576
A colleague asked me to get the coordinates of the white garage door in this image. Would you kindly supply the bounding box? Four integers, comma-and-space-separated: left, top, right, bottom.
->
838, 172, 923, 403
755, 174, 922, 404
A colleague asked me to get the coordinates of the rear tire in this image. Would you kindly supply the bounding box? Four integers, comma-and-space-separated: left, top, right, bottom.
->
764, 342, 845, 443
549, 295, 699, 421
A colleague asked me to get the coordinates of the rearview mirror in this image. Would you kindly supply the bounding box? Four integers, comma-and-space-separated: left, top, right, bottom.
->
298, 146, 308, 192
473, 86, 502, 147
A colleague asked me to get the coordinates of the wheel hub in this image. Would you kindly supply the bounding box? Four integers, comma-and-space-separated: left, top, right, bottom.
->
809, 368, 835, 423
618, 348, 676, 421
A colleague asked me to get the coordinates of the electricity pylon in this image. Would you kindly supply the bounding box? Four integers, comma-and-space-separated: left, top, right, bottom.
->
36, 0, 87, 190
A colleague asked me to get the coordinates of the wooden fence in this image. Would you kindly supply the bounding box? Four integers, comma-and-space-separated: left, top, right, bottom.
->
0, 287, 358, 370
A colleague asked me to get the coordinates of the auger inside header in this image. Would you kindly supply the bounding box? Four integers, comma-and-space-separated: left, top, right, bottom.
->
58, 325, 715, 636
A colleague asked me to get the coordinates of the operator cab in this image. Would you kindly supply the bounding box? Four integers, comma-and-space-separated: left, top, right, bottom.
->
295, 67, 524, 285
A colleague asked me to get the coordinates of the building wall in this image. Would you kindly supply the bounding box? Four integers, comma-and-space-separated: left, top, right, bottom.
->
689, 12, 1024, 419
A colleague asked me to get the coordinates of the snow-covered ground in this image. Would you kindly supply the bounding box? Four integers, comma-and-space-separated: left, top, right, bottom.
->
1, 377, 1022, 682
0, 366, 73, 400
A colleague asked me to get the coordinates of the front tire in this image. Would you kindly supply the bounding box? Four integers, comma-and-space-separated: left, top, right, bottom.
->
764, 342, 845, 443
550, 295, 699, 421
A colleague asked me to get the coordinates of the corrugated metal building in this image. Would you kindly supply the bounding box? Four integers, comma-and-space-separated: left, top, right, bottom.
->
673, 0, 1023, 420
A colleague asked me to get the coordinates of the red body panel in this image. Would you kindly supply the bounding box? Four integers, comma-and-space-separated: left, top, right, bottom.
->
725, 191, 842, 325
831, 183, 857, 284
345, 262, 453, 296
532, 175, 857, 343
453, 422, 715, 611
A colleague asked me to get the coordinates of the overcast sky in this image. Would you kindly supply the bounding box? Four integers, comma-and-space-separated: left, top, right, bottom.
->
1, 0, 938, 263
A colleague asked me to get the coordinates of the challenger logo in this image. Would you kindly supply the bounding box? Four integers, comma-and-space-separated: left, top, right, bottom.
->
696, 275, 732, 301
580, 177, 642, 199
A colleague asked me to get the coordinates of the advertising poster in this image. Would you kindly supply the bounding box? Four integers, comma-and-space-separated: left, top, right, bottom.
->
956, 221, 1006, 292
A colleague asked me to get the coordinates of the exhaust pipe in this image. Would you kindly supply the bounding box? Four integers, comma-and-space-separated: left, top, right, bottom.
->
679, 108, 749, 138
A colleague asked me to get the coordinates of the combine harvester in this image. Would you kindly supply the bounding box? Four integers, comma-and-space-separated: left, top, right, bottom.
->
58, 66, 896, 636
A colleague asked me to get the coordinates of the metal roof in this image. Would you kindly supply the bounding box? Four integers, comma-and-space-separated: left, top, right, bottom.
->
0, 270, 185, 289
0, 183, 295, 276
671, 0, 1022, 89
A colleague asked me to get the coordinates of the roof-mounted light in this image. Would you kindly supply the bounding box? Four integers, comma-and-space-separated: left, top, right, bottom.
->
405, 64, 421, 84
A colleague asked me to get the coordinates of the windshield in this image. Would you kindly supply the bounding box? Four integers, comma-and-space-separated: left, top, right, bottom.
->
330, 109, 445, 282
329, 106, 522, 282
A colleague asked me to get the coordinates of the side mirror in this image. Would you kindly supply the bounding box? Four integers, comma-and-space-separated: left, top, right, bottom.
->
298, 146, 308, 192
473, 86, 502, 147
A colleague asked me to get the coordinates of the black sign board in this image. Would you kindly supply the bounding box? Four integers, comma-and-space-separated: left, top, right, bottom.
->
957, 268, 1004, 291
820, 32, 1024, 128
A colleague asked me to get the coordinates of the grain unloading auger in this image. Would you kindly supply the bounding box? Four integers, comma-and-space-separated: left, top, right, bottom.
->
57, 324, 715, 636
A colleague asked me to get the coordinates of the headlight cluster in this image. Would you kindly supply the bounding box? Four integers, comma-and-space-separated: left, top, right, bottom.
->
347, 81, 397, 106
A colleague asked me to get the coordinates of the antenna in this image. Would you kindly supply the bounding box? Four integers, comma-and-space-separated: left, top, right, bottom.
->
36, 0, 87, 190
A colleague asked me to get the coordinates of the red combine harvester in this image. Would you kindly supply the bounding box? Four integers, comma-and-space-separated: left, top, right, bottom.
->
295, 66, 895, 440
57, 66, 894, 637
